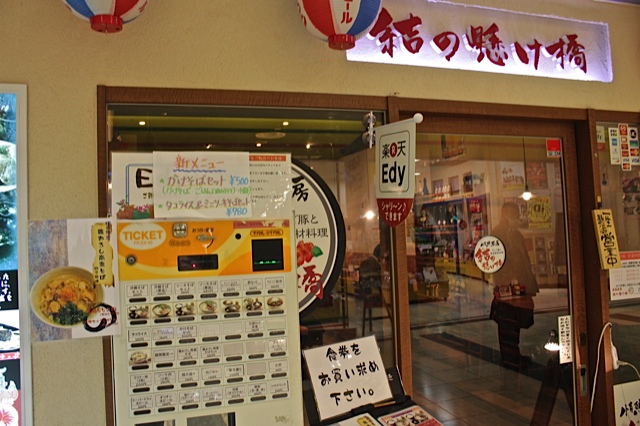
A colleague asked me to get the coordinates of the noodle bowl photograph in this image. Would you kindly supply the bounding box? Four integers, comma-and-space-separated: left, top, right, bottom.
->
30, 266, 103, 327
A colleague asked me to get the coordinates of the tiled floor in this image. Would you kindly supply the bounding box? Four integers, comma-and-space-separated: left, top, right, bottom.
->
405, 279, 575, 425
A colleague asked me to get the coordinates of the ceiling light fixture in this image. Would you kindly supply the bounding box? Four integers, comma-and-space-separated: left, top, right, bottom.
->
255, 131, 286, 139
138, 120, 146, 126
544, 329, 561, 351
256, 142, 262, 147
282, 121, 289, 126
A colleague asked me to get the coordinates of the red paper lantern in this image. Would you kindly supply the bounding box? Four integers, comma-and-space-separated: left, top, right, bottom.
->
62, 0, 148, 33
297, 0, 382, 50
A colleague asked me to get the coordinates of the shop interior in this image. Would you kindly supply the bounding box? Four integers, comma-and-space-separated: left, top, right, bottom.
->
102, 101, 640, 425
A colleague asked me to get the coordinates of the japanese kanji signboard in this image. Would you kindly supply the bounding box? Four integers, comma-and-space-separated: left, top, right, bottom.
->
592, 209, 621, 270
375, 116, 418, 227
303, 335, 393, 421
291, 159, 346, 315
347, 1, 612, 82
473, 236, 506, 274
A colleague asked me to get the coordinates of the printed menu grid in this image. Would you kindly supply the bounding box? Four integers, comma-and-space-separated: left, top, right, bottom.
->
123, 275, 290, 416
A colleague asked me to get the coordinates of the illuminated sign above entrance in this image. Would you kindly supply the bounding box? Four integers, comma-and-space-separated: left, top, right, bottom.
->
346, 1, 612, 82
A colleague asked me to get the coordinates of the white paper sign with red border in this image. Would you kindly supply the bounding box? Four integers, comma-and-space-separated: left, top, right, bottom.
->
375, 114, 422, 227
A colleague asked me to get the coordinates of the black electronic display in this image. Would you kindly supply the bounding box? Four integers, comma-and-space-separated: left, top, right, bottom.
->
251, 239, 284, 271
177, 254, 219, 271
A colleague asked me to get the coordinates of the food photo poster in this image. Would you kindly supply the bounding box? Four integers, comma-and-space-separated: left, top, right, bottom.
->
28, 219, 121, 341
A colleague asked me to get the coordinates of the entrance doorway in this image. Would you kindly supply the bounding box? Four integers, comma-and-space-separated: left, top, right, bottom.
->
407, 132, 573, 425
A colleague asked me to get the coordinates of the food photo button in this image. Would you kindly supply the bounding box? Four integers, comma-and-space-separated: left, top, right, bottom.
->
198, 300, 218, 320
243, 297, 263, 316
151, 302, 173, 323
266, 296, 284, 315
174, 302, 195, 318
128, 349, 151, 370
127, 304, 150, 325
222, 299, 241, 318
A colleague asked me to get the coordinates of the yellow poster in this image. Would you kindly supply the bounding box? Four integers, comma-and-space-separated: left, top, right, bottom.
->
592, 209, 621, 269
527, 197, 552, 229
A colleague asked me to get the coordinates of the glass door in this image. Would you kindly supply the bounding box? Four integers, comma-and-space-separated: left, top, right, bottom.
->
408, 132, 575, 425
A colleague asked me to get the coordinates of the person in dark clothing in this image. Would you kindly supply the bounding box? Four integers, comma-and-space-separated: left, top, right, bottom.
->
489, 202, 538, 371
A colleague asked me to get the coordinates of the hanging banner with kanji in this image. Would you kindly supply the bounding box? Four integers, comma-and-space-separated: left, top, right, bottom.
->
592, 209, 621, 270
375, 117, 417, 227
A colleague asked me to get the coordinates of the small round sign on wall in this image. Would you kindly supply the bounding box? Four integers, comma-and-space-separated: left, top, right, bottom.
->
473, 235, 506, 274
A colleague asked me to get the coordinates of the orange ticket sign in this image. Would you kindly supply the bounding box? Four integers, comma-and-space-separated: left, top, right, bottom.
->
592, 209, 621, 270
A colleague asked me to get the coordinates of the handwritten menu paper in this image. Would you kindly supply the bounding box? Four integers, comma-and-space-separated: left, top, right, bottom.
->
303, 335, 393, 421
153, 151, 251, 219
249, 154, 292, 218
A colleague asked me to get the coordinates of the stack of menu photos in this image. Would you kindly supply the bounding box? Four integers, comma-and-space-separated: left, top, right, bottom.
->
329, 413, 380, 425
329, 405, 442, 426
377, 405, 443, 426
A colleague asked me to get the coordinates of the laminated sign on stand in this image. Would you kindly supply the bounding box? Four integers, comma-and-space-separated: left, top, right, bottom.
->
375, 114, 422, 227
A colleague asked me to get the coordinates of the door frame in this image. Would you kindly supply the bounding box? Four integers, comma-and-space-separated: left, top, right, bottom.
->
391, 97, 591, 425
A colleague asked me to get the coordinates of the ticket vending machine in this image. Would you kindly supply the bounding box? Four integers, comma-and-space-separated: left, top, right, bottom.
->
112, 218, 303, 425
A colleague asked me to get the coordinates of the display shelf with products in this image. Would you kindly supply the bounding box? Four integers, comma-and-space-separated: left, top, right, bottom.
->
410, 195, 488, 301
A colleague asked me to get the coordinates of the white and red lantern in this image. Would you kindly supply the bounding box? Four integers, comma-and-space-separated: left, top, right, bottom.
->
297, 0, 382, 50
62, 0, 148, 33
